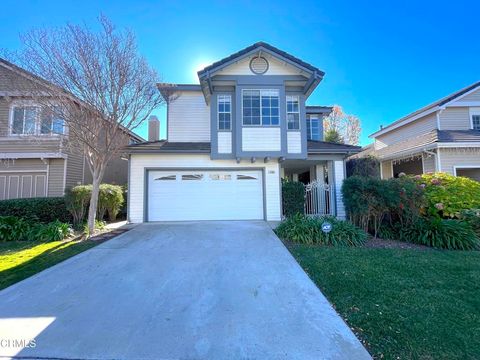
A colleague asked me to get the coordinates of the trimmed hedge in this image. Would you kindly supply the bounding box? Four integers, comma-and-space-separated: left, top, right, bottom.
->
0, 197, 71, 223
282, 180, 305, 217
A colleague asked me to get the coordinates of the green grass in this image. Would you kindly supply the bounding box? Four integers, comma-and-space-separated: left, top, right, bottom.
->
0, 240, 99, 290
289, 245, 480, 360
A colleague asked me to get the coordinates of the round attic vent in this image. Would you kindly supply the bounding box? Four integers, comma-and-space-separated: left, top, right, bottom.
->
249, 56, 269, 75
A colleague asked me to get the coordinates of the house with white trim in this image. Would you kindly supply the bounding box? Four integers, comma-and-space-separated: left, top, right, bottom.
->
126, 42, 360, 223
367, 81, 480, 181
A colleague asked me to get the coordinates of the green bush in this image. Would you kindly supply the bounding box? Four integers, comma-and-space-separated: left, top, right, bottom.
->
282, 180, 305, 218
346, 156, 380, 178
398, 218, 479, 250
65, 185, 92, 227
0, 216, 71, 242
459, 209, 480, 237
0, 197, 70, 223
275, 214, 367, 247
98, 184, 124, 221
417, 173, 480, 218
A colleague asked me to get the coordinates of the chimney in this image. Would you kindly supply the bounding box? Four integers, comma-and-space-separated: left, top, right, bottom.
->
148, 115, 160, 142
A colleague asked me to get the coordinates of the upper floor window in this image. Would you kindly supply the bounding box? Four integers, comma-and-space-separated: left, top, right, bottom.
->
286, 95, 300, 130
218, 95, 231, 130
10, 105, 65, 136
472, 114, 480, 130
307, 115, 321, 140
242, 89, 279, 126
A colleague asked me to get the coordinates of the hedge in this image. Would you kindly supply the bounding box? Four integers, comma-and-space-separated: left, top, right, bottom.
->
0, 197, 71, 223
282, 180, 305, 217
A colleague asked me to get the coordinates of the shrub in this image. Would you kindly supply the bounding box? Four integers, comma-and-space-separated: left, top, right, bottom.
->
399, 218, 479, 250
0, 216, 30, 241
346, 156, 380, 178
282, 180, 305, 218
98, 184, 124, 221
65, 185, 92, 227
417, 173, 480, 218
0, 216, 71, 242
459, 209, 480, 237
0, 197, 70, 223
275, 214, 367, 247
32, 220, 73, 242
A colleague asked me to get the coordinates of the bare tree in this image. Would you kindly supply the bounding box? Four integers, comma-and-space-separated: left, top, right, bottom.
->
14, 16, 164, 234
324, 105, 361, 145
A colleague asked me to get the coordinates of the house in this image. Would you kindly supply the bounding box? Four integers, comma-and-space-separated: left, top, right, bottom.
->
367, 81, 480, 180
0, 58, 143, 200
126, 42, 360, 223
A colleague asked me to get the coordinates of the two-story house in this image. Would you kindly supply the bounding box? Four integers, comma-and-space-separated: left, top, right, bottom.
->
126, 42, 360, 222
368, 81, 480, 180
0, 58, 143, 200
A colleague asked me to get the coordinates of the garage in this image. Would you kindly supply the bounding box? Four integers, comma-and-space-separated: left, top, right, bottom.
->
0, 172, 47, 200
147, 169, 264, 221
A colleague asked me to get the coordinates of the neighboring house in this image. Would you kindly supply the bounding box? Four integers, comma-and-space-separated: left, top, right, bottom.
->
126, 42, 360, 223
366, 81, 480, 181
0, 58, 143, 200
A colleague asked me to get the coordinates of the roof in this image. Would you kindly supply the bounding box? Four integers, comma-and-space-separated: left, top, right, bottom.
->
127, 140, 361, 155
437, 129, 480, 142
306, 106, 333, 115
370, 81, 480, 138
197, 42, 325, 79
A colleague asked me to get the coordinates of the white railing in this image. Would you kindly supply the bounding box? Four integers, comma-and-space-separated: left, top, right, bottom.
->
305, 180, 334, 216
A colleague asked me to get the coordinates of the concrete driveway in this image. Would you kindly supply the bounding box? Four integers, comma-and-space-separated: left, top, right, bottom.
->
0, 221, 370, 359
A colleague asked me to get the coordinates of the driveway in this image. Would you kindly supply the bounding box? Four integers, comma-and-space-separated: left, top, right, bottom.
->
0, 221, 370, 359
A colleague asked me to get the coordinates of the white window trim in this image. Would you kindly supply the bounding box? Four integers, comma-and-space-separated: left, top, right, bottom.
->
217, 94, 232, 131
307, 115, 320, 140
453, 165, 480, 176
286, 95, 300, 130
469, 107, 480, 130
241, 89, 280, 127
8, 101, 66, 137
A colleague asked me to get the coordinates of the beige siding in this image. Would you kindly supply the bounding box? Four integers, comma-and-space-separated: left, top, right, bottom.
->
47, 158, 65, 196
422, 154, 436, 173
439, 107, 471, 130
381, 161, 393, 179
168, 91, 210, 142
65, 148, 84, 189
217, 55, 308, 77
461, 88, 480, 102
439, 148, 480, 175
374, 114, 436, 149
0, 158, 48, 172
0, 98, 8, 137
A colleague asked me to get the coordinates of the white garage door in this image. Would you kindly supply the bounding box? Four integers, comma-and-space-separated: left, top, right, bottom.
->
147, 170, 264, 221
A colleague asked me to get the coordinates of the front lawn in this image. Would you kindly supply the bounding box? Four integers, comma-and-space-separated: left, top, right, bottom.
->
290, 245, 480, 359
0, 240, 99, 290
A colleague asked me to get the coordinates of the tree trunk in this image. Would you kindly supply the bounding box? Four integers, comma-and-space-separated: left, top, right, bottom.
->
87, 172, 102, 235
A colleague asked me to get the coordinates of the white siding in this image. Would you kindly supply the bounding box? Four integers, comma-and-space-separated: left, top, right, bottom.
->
217, 55, 306, 76
287, 132, 302, 153
168, 91, 210, 142
242, 128, 281, 152
422, 154, 436, 173
333, 161, 346, 219
374, 114, 436, 149
218, 132, 232, 154
439, 148, 480, 175
439, 107, 471, 130
128, 154, 281, 223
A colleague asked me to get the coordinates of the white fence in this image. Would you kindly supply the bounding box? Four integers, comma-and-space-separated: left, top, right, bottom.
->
304, 180, 334, 216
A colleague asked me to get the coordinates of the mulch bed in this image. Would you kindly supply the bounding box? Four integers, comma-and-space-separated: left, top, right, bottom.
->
365, 237, 431, 250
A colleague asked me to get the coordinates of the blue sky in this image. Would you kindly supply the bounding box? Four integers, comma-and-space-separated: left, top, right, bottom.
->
1, 0, 479, 145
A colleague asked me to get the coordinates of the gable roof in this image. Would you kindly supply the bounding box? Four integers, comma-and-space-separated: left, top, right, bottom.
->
370, 81, 480, 138
197, 42, 325, 79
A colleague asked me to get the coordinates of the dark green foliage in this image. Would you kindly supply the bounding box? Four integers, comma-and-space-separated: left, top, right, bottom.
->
0, 197, 70, 223
324, 128, 343, 143
65, 186, 91, 227
0, 216, 71, 242
98, 184, 124, 221
399, 218, 479, 250
459, 209, 480, 237
275, 214, 367, 246
281, 180, 305, 217
346, 156, 380, 178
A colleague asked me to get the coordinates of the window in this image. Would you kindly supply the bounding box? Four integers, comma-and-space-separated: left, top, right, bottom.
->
307, 115, 321, 140
472, 114, 480, 130
242, 89, 279, 126
182, 174, 204, 181
237, 174, 258, 180
11, 105, 65, 136
218, 95, 231, 130
155, 175, 176, 181
286, 96, 300, 130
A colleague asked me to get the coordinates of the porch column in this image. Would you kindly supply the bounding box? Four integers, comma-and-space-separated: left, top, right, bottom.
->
332, 160, 346, 219
315, 164, 325, 184
292, 173, 299, 182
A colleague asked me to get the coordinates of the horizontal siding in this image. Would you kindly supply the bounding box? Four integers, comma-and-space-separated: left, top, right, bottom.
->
439, 148, 480, 175
422, 154, 436, 173
47, 158, 65, 197
217, 55, 306, 76
439, 107, 470, 130
375, 114, 436, 149
128, 154, 281, 223
0, 98, 8, 137
65, 148, 84, 189
0, 158, 48, 172
242, 127, 281, 151
218, 132, 232, 154
168, 91, 210, 142
461, 88, 480, 102
287, 132, 301, 153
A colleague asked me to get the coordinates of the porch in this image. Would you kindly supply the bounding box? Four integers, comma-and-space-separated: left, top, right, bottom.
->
280, 157, 346, 218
